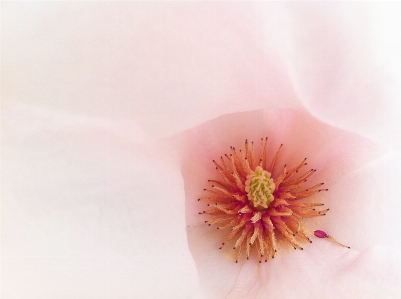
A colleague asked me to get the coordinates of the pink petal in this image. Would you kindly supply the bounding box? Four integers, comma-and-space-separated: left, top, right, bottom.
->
2, 106, 198, 298
228, 243, 401, 299
3, 2, 301, 140
257, 2, 401, 149
319, 151, 401, 251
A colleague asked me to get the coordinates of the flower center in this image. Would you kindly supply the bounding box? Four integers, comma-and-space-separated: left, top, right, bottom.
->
245, 166, 276, 210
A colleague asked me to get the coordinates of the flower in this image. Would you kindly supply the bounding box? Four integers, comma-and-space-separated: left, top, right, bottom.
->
199, 138, 331, 263
2, 2, 401, 299
182, 108, 401, 298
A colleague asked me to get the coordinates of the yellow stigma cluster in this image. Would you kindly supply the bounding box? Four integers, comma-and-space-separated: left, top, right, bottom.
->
245, 166, 275, 210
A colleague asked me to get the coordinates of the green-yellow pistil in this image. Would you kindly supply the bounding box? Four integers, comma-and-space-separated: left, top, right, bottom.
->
245, 166, 276, 210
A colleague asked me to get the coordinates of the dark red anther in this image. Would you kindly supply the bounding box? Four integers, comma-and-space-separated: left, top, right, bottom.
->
314, 230, 327, 238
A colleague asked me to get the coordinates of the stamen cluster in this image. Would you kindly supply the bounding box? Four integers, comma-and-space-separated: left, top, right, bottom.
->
198, 138, 328, 263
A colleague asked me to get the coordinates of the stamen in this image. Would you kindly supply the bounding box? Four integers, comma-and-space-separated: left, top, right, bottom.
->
259, 137, 268, 169
314, 230, 350, 249
269, 144, 283, 174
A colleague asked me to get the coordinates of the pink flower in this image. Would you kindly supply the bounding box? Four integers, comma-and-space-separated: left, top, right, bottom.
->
2, 2, 401, 298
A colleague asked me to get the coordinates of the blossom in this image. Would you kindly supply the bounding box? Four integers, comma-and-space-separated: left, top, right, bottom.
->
2, 2, 401, 298
198, 137, 332, 263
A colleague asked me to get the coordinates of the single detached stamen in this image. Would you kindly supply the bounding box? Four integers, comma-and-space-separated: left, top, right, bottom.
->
314, 230, 350, 249
245, 166, 275, 210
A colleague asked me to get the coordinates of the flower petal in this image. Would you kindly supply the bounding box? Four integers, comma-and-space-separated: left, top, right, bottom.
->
2, 105, 198, 298
257, 2, 401, 149
317, 150, 401, 251
228, 243, 401, 299
3, 2, 301, 140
